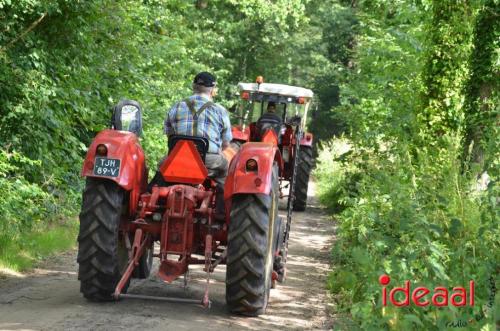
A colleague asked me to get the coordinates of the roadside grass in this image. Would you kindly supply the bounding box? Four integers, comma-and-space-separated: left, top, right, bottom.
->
0, 219, 78, 273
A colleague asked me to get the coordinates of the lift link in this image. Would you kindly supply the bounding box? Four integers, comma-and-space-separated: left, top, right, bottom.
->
113, 227, 208, 306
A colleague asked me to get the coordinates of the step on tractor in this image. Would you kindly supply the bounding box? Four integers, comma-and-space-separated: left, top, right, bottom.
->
77, 79, 314, 316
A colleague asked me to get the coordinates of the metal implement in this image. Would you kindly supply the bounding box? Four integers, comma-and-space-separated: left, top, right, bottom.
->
117, 294, 204, 305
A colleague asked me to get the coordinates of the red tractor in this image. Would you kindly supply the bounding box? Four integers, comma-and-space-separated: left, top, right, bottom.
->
233, 78, 315, 213
77, 80, 314, 316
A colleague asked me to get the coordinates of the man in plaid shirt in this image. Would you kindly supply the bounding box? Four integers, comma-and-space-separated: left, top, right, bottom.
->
164, 72, 232, 187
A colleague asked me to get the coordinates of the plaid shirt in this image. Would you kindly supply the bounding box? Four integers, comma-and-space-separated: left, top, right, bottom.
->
164, 95, 232, 154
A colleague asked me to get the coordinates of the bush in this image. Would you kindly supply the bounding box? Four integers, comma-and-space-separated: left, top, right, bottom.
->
317, 136, 498, 330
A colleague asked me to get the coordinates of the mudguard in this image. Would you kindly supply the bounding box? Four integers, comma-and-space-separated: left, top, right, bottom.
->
81, 129, 147, 214
224, 142, 283, 200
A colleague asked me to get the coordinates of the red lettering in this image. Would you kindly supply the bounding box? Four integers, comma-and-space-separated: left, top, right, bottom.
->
451, 287, 466, 306
382, 287, 387, 306
390, 280, 410, 306
412, 287, 430, 306
432, 287, 448, 306
379, 274, 391, 306
380, 277, 475, 307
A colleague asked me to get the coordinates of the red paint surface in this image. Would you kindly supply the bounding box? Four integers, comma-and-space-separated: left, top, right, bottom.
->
224, 142, 283, 202
159, 140, 208, 185
81, 129, 147, 214
231, 125, 250, 142
261, 129, 279, 146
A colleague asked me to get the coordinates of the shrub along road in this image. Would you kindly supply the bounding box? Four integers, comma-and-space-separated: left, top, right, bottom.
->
0, 182, 334, 331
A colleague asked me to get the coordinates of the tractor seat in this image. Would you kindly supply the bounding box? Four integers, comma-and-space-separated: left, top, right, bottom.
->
168, 134, 209, 162
256, 112, 283, 140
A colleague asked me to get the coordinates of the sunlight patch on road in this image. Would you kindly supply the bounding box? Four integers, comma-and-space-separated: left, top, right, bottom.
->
32, 268, 77, 276
0, 266, 26, 279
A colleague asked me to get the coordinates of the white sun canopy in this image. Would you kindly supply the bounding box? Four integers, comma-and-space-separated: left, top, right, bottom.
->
238, 82, 314, 99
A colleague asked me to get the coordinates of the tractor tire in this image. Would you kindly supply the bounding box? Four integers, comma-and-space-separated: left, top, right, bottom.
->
293, 146, 313, 211
273, 216, 287, 285
133, 245, 153, 279
226, 166, 279, 316
77, 178, 129, 301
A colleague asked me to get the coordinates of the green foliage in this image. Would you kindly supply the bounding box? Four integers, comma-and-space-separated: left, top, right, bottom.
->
0, 0, 309, 266
315, 138, 357, 213
318, 136, 498, 330
322, 4, 358, 66
314, 0, 499, 329
0, 219, 77, 272
420, 0, 481, 132
462, 0, 500, 168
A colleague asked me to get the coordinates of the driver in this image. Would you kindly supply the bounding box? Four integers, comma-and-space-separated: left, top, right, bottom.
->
256, 101, 283, 138
164, 72, 232, 187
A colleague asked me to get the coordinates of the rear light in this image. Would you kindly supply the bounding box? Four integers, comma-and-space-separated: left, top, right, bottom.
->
96, 144, 108, 156
297, 97, 305, 104
306, 134, 312, 141
241, 91, 250, 100
256, 76, 264, 84
246, 159, 258, 172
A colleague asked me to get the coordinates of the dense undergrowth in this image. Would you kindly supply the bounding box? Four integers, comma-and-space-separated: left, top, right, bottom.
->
315, 1, 499, 330
317, 136, 498, 330
0, 0, 311, 270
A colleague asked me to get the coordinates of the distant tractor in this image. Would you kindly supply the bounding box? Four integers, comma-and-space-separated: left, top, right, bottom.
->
232, 77, 314, 213
77, 79, 314, 316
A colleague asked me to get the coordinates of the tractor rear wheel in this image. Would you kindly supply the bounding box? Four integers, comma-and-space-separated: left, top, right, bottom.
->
226, 167, 279, 316
293, 146, 313, 211
133, 245, 153, 279
77, 178, 129, 301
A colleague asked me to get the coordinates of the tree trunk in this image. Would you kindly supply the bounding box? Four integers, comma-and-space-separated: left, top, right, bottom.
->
462, 0, 500, 172
420, 0, 475, 134
196, 0, 208, 10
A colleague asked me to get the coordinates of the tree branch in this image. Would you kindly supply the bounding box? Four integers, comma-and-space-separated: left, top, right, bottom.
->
0, 12, 47, 53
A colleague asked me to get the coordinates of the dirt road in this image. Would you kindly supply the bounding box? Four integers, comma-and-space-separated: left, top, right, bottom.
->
0, 183, 335, 331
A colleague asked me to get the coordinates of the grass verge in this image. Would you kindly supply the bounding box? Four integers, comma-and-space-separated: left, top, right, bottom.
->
0, 219, 78, 273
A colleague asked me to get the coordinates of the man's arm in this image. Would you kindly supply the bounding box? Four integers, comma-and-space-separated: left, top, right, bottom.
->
164, 103, 177, 136
221, 108, 233, 150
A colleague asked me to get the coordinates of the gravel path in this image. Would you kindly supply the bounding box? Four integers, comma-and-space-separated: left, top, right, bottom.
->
0, 182, 335, 331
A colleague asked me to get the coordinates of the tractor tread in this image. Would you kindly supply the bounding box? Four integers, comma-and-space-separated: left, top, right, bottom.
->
293, 146, 313, 211
77, 178, 126, 302
226, 178, 279, 317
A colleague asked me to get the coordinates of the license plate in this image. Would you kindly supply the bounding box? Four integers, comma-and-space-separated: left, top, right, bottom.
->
93, 157, 121, 177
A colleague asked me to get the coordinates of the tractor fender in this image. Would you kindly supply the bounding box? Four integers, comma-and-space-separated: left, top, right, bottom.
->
224, 142, 283, 200
300, 132, 314, 147
81, 129, 147, 214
